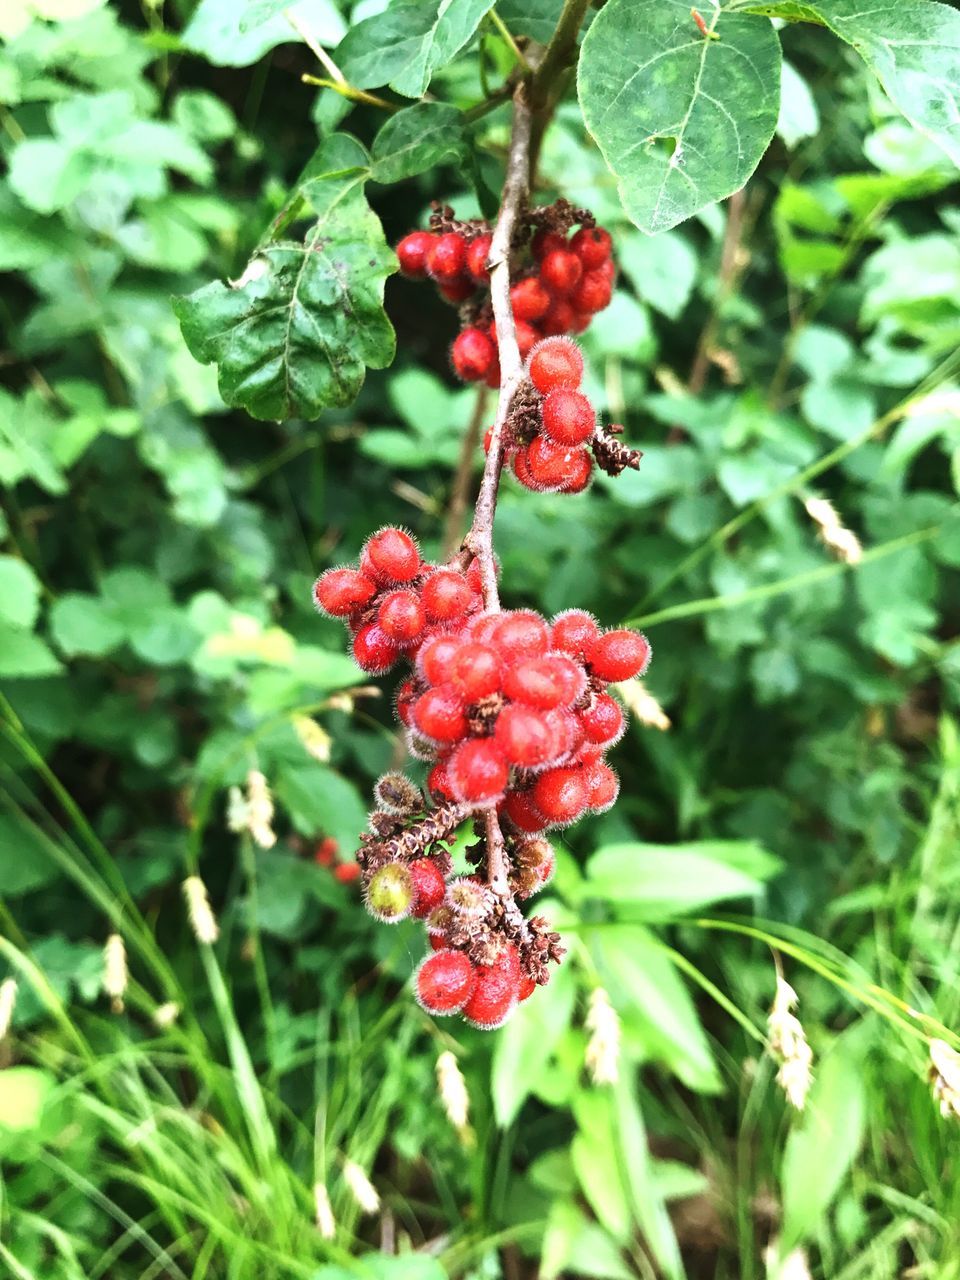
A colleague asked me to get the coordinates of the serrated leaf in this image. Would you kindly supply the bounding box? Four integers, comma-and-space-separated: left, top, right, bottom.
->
370, 103, 466, 184
751, 0, 960, 167
174, 135, 396, 421
578, 0, 781, 233
336, 0, 494, 99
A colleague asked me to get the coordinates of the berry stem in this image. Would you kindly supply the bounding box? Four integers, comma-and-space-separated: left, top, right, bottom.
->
465, 83, 533, 613
442, 385, 489, 558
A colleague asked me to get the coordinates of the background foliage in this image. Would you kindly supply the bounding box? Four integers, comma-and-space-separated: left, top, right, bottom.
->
1, 1, 959, 1278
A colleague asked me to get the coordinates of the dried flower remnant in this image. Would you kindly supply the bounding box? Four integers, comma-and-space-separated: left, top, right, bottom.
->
803, 495, 863, 566
436, 1049, 470, 1132
0, 979, 16, 1040
103, 933, 128, 1013
342, 1159, 380, 1215
293, 715, 333, 763
313, 1182, 336, 1239
768, 972, 813, 1111
227, 769, 277, 848
154, 1001, 181, 1029
929, 1038, 960, 1121
585, 986, 621, 1085
183, 876, 220, 945
614, 679, 671, 731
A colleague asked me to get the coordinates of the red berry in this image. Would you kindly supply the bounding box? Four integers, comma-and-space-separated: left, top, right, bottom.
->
528, 337, 583, 393
556, 450, 593, 493
543, 706, 582, 759
364, 527, 421, 583
588, 630, 651, 681
525, 435, 583, 492
551, 609, 600, 659
461, 958, 519, 1028
427, 758, 455, 801
532, 767, 588, 826
570, 310, 592, 334
511, 445, 541, 491
519, 975, 537, 1001
449, 642, 503, 701
396, 230, 435, 278
485, 355, 501, 389
494, 703, 557, 767
377, 589, 425, 643
418, 632, 462, 685
572, 269, 613, 314
579, 692, 625, 745
421, 569, 475, 622
353, 623, 401, 673
541, 388, 595, 445
452, 327, 495, 382
514, 320, 541, 359
500, 789, 548, 833
396, 678, 419, 726
511, 277, 551, 321
334, 861, 361, 884
585, 761, 619, 812
503, 653, 581, 709
531, 229, 567, 260
448, 738, 509, 805
427, 232, 467, 282
541, 298, 576, 336
490, 609, 550, 662
540, 249, 583, 296
570, 226, 612, 269
429, 929, 449, 951
466, 232, 492, 283
413, 685, 468, 743
409, 858, 446, 917
416, 949, 476, 1015
439, 278, 475, 305
314, 836, 339, 867
313, 567, 377, 617
492, 941, 521, 979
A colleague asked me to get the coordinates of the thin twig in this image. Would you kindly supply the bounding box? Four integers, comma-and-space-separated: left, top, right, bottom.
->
528, 0, 591, 110
443, 387, 489, 558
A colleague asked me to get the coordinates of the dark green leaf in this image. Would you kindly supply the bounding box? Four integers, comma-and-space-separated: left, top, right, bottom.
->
578, 0, 781, 233
336, 0, 494, 98
370, 103, 466, 184
499, 0, 564, 43
174, 135, 396, 421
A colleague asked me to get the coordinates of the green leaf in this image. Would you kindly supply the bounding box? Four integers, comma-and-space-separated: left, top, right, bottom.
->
336, 0, 494, 98
777, 60, 819, 149
780, 1034, 867, 1253
492, 961, 576, 1126
586, 840, 779, 917
0, 1068, 55, 1132
578, 0, 782, 233
182, 0, 346, 68
0, 555, 41, 631
0, 624, 62, 677
754, 0, 960, 167
174, 135, 396, 421
370, 103, 466, 184
499, 0, 565, 43
541, 1199, 635, 1280
49, 594, 125, 657
618, 228, 697, 319
273, 766, 367, 850
0, 814, 60, 895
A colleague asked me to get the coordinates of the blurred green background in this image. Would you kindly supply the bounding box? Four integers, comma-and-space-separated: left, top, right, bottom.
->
1, 1, 960, 1278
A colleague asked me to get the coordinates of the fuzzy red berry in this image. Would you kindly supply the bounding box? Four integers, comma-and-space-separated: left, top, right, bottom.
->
452, 327, 495, 382
503, 653, 581, 709
540, 248, 583, 296
532, 766, 588, 826
334, 861, 361, 884
570, 226, 612, 269
449, 641, 503, 701
377, 590, 425, 643
439, 277, 476, 304
314, 836, 339, 867
519, 975, 537, 1001
511, 276, 551, 321
413, 684, 468, 743
395, 678, 419, 726
528, 337, 583, 393
418, 632, 462, 685
490, 609, 550, 662
409, 858, 447, 917
427, 758, 455, 801
579, 692, 625, 745
313, 567, 377, 617
557, 450, 593, 493
494, 703, 557, 768
572, 269, 613, 314
585, 761, 620, 812
427, 232, 467, 282
550, 609, 599, 659
416, 949, 476, 1015
541, 298, 576, 336
512, 445, 541, 491
541, 388, 595, 445
588, 629, 651, 681
421, 569, 475, 622
353, 623, 401, 673
532, 228, 567, 260
466, 232, 492, 283
500, 789, 548, 833
448, 738, 509, 805
364, 527, 421, 583
514, 320, 541, 359
461, 958, 519, 1028
396, 230, 435, 278
524, 436, 580, 491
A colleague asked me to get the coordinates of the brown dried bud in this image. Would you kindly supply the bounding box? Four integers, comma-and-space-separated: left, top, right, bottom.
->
373, 772, 423, 816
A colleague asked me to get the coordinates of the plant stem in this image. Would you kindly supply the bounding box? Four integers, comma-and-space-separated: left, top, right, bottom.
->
528, 0, 591, 109
443, 386, 489, 558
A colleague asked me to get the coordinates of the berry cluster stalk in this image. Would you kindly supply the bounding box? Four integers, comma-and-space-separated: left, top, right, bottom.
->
463, 85, 532, 896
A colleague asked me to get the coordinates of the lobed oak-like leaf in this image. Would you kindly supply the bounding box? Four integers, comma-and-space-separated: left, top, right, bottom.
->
174, 136, 396, 422
578, 0, 781, 234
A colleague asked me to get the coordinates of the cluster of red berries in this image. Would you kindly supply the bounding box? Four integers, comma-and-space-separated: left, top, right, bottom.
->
395, 209, 614, 390
416, 936, 534, 1029
314, 835, 360, 884
313, 527, 482, 676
